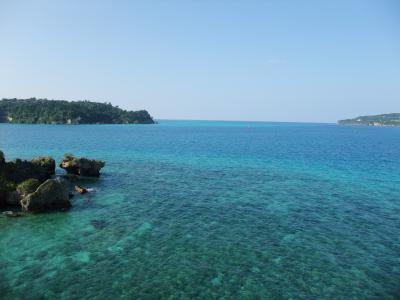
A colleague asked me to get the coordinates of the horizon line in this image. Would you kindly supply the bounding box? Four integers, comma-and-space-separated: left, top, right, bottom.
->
156, 118, 336, 125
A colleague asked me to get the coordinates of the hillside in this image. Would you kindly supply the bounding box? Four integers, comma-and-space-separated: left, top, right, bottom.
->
0, 98, 154, 124
338, 113, 400, 127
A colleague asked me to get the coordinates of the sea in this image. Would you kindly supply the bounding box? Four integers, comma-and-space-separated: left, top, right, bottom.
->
0, 120, 399, 299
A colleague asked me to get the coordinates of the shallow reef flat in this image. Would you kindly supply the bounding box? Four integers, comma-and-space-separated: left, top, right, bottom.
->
0, 121, 399, 299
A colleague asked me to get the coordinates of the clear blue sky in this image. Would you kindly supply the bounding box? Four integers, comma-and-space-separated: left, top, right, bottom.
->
0, 0, 399, 122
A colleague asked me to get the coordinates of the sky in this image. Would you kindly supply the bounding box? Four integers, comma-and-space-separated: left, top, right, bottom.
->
0, 0, 399, 122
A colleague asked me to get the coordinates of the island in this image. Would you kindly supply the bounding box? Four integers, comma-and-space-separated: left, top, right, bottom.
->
338, 113, 400, 127
0, 98, 154, 124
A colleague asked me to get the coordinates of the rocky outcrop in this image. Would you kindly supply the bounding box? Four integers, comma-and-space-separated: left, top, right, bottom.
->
1, 150, 103, 213
1, 151, 16, 206
60, 154, 105, 177
0, 150, 5, 165
1, 152, 55, 208
30, 157, 56, 179
4, 191, 21, 206
75, 185, 88, 194
3, 179, 42, 206
17, 178, 41, 197
2, 156, 55, 183
20, 178, 71, 212
0, 175, 15, 207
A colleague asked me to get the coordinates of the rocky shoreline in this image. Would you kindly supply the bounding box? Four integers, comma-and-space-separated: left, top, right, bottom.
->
0, 151, 105, 214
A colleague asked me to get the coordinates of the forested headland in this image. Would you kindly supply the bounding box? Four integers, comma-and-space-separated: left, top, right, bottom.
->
338, 113, 400, 127
0, 98, 154, 124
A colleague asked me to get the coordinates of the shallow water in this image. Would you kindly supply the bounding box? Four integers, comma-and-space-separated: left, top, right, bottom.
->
0, 121, 399, 299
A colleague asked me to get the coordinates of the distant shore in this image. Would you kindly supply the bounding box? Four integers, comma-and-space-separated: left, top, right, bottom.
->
338, 113, 400, 127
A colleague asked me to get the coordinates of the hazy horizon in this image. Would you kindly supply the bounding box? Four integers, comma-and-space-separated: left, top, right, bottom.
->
1, 0, 399, 122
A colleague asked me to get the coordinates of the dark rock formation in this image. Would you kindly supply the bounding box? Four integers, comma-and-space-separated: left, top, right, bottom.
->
17, 178, 41, 197
60, 154, 105, 177
91, 219, 108, 230
4, 178, 42, 206
1, 150, 104, 213
2, 156, 55, 183
0, 150, 4, 165
0, 176, 15, 207
30, 157, 56, 179
5, 191, 21, 206
1, 152, 55, 208
20, 178, 71, 212
1, 151, 16, 206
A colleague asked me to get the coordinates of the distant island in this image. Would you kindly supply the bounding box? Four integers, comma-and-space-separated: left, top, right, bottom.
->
0, 98, 154, 124
338, 113, 400, 127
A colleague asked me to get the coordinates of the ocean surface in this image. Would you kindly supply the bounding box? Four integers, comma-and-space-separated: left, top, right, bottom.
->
0, 120, 399, 299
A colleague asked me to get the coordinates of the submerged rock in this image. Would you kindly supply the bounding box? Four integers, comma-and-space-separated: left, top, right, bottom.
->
60, 154, 105, 177
91, 219, 108, 230
20, 178, 71, 212
72, 251, 91, 263
135, 222, 152, 236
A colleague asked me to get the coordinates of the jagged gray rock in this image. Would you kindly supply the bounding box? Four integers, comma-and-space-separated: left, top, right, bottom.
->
2, 156, 55, 183
20, 178, 71, 212
60, 154, 105, 177
3, 178, 42, 206
1, 152, 56, 208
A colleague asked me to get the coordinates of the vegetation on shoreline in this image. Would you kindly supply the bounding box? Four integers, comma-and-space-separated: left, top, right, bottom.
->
338, 113, 400, 127
0, 98, 154, 124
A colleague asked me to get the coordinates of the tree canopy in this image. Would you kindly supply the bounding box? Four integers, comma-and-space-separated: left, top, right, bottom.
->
338, 113, 400, 126
0, 98, 154, 124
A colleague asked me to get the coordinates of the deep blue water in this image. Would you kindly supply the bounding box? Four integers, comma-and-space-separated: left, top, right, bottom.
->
0, 121, 399, 299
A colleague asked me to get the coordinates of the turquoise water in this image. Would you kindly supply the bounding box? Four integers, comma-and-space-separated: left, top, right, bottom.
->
0, 120, 399, 299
